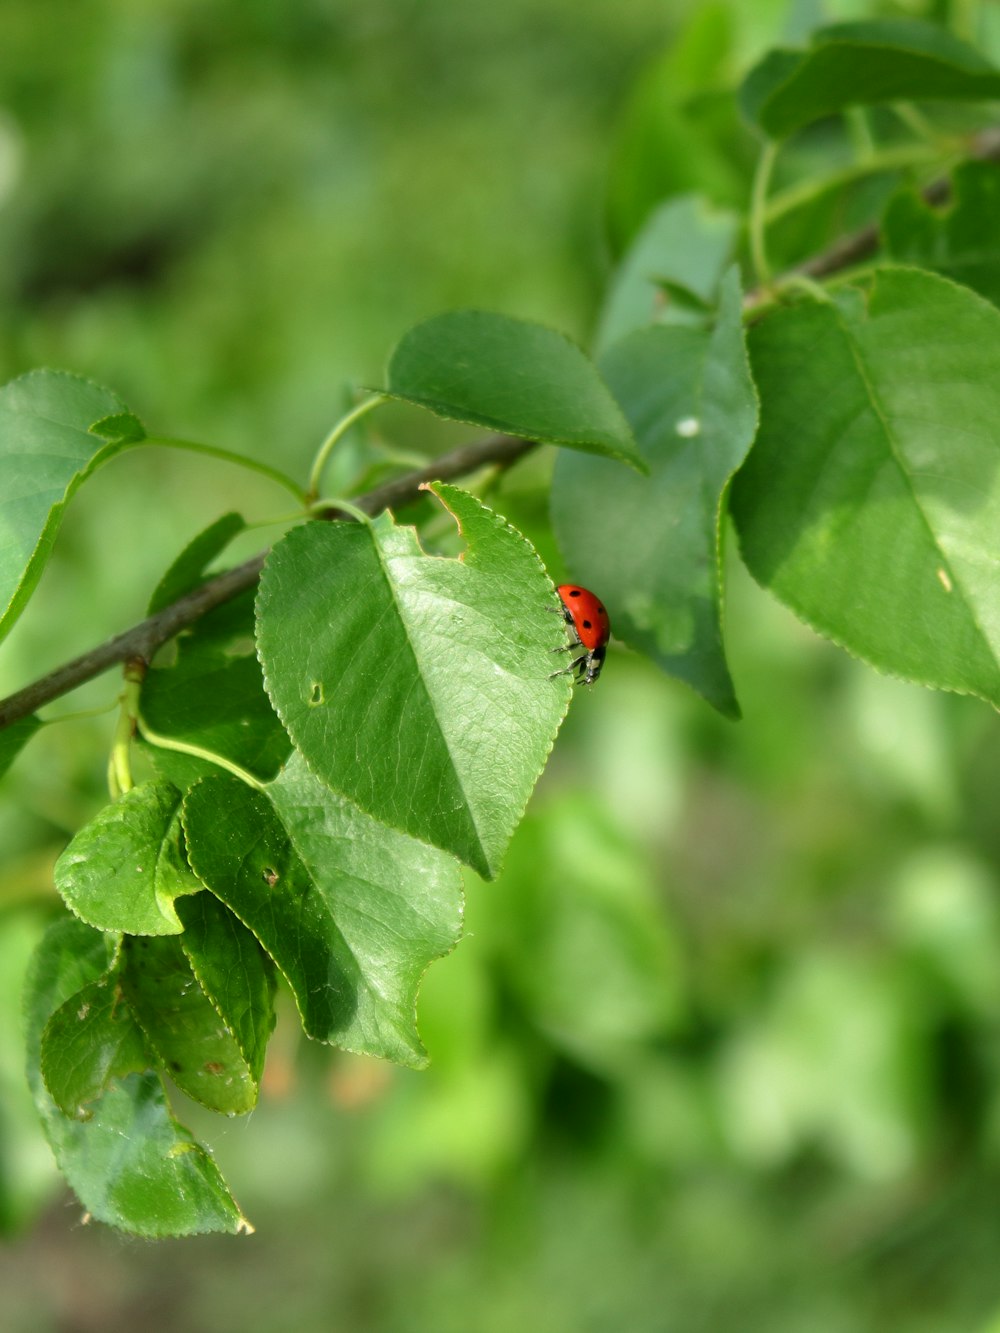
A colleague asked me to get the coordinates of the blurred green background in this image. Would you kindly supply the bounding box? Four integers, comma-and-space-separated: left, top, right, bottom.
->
5, 1, 1000, 1330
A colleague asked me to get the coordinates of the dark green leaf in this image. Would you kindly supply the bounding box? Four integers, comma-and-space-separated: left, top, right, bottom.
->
176, 893, 277, 1088
25, 917, 248, 1236
257, 484, 570, 878
54, 781, 201, 935
385, 311, 645, 471
596, 195, 739, 354
0, 371, 145, 644
882, 161, 1000, 308
732, 268, 1000, 706
147, 511, 246, 615
141, 588, 291, 785
741, 20, 1000, 139
121, 929, 262, 1116
183, 754, 463, 1067
553, 268, 757, 717
0, 715, 42, 780
40, 970, 150, 1117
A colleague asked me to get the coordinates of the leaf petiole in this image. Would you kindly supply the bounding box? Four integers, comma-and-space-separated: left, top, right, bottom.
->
136, 717, 266, 791
144, 435, 308, 504
306, 395, 387, 504
107, 662, 145, 799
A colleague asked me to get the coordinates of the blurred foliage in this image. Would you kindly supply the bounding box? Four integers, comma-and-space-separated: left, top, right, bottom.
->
5, 0, 1000, 1328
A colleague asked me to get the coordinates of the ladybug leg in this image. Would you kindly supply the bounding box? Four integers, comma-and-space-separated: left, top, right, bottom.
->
581, 646, 606, 685
548, 654, 588, 681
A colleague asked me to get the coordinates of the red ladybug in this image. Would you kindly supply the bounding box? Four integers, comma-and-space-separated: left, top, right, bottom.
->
550, 584, 610, 686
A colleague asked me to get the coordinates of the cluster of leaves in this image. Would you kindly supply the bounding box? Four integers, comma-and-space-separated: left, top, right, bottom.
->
4, 13, 1000, 1237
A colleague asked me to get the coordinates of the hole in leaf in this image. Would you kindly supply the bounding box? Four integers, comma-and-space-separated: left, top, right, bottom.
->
309, 681, 324, 706
263, 866, 279, 887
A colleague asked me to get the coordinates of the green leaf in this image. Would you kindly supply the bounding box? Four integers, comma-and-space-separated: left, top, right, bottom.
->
0, 714, 42, 780
0, 371, 146, 644
40, 970, 150, 1117
88, 411, 146, 445
731, 268, 1000, 707
120, 926, 264, 1116
882, 161, 1000, 309
182, 753, 463, 1067
595, 195, 739, 355
257, 485, 570, 878
54, 781, 202, 935
176, 892, 277, 1088
141, 588, 291, 785
385, 311, 645, 472
25, 917, 248, 1237
553, 268, 758, 717
741, 19, 1000, 139
147, 511, 246, 615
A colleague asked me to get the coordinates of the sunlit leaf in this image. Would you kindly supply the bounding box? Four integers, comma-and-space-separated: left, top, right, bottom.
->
257, 484, 569, 877
54, 781, 201, 935
732, 268, 1000, 706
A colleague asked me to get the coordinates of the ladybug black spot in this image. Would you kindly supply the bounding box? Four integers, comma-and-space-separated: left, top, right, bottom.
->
582, 620, 592, 629
568, 588, 581, 597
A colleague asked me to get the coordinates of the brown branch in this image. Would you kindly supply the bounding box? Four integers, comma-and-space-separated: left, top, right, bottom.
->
4, 128, 1000, 730
0, 434, 533, 728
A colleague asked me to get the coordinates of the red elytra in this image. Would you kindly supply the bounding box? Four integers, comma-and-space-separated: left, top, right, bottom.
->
550, 584, 610, 685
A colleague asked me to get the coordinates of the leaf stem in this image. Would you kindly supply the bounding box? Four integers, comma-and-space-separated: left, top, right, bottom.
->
136, 718, 266, 791
144, 436, 307, 504
107, 661, 145, 799
306, 396, 386, 504
749, 141, 780, 292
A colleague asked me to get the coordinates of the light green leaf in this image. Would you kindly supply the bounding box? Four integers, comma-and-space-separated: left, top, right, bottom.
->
257, 484, 570, 878
40, 970, 150, 1118
731, 267, 1000, 706
385, 311, 645, 471
596, 195, 739, 354
54, 781, 202, 935
553, 268, 758, 716
25, 917, 248, 1237
182, 753, 463, 1067
741, 19, 1000, 140
0, 371, 146, 644
882, 161, 1000, 309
